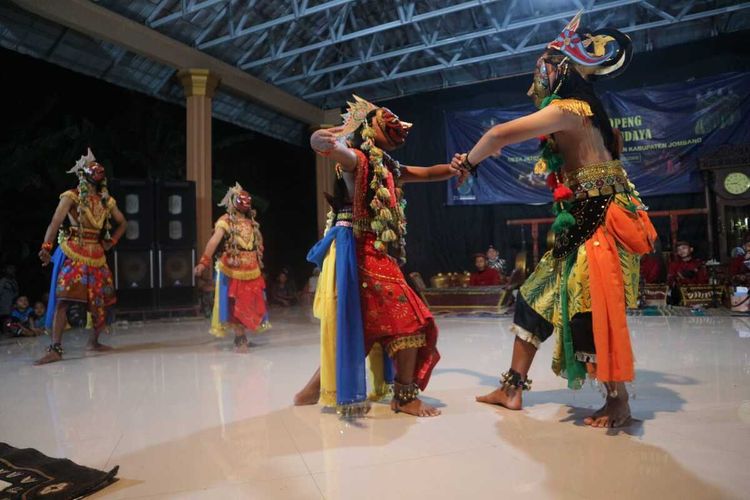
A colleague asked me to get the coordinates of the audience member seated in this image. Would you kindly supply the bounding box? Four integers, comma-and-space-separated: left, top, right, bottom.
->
486, 245, 507, 276
667, 241, 708, 286
270, 268, 298, 306
32, 301, 46, 327
730, 238, 750, 284
301, 268, 320, 306
5, 296, 42, 337
0, 265, 19, 320
469, 254, 502, 287
667, 240, 709, 306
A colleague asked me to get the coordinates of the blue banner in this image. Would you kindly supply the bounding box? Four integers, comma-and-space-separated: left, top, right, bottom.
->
446, 72, 750, 205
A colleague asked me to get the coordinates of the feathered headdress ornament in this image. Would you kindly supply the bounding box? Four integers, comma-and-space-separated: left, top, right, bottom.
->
67, 147, 96, 175
336, 94, 378, 137
218, 182, 245, 209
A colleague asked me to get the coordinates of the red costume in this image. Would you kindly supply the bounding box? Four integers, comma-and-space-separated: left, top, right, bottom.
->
352, 147, 439, 390
469, 268, 502, 286
667, 258, 708, 286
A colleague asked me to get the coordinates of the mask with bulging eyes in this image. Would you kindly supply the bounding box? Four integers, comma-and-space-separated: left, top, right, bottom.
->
375, 107, 412, 148
233, 191, 252, 213
83, 162, 106, 186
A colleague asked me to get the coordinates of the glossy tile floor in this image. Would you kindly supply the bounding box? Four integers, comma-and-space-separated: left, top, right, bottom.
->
1, 307, 749, 499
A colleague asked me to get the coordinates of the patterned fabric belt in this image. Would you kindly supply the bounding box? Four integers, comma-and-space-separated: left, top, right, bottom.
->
334, 208, 353, 228
565, 160, 629, 200
68, 227, 101, 243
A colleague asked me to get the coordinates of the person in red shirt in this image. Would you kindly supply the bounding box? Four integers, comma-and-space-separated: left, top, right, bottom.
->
667, 241, 708, 286
469, 254, 502, 286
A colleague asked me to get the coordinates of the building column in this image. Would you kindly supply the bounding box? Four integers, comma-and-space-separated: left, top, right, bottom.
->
177, 69, 220, 254
314, 108, 344, 237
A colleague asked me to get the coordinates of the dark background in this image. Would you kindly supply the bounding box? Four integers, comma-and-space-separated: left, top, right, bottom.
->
1, 29, 749, 301
0, 47, 317, 301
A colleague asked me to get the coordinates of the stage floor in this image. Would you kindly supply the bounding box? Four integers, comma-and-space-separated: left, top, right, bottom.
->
1, 307, 748, 499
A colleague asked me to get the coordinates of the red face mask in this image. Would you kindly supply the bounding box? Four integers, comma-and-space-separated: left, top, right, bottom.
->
84, 162, 106, 184
234, 191, 252, 213
376, 108, 412, 148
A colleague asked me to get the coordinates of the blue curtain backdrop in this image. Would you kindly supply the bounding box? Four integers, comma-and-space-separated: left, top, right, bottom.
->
445, 72, 750, 205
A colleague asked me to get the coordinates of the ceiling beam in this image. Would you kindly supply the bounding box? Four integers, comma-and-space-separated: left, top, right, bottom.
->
306, 1, 750, 100
149, 0, 228, 29
276, 0, 641, 86
242, 0, 506, 70
199, 0, 356, 50
10, 0, 323, 124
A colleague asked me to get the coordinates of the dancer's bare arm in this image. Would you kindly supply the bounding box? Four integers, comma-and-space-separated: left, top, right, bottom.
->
39, 197, 74, 265
310, 126, 359, 171
194, 227, 226, 276
103, 205, 128, 251
455, 105, 580, 168
400, 164, 467, 184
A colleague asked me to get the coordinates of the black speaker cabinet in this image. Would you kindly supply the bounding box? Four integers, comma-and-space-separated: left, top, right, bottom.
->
108, 179, 155, 250
113, 249, 155, 309
157, 247, 196, 307
156, 181, 196, 248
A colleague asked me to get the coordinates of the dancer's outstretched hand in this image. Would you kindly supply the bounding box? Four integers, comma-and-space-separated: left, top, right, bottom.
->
448, 162, 470, 187
451, 153, 467, 171
39, 249, 51, 266
310, 126, 344, 153
194, 264, 206, 277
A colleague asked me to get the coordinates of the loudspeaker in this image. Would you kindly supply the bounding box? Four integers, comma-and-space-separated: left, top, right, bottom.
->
108, 179, 155, 250
113, 249, 156, 309
158, 248, 195, 288
157, 247, 196, 307
156, 181, 196, 248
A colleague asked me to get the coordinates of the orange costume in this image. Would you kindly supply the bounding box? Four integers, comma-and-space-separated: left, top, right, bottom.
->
506, 13, 656, 389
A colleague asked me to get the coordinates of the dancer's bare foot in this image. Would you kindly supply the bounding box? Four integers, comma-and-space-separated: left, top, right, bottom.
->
293, 385, 320, 405
391, 397, 441, 417
86, 342, 113, 352
294, 368, 320, 406
34, 350, 62, 365
233, 335, 249, 353
476, 386, 523, 410
584, 396, 631, 428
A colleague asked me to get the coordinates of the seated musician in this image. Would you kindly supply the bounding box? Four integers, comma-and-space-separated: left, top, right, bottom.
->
469, 253, 502, 286
667, 241, 708, 305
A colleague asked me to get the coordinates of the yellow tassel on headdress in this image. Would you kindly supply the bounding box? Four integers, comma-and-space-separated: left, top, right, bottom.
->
371, 220, 384, 233
373, 240, 386, 252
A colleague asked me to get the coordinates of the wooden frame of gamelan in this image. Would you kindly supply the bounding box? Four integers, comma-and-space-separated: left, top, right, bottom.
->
699, 144, 750, 262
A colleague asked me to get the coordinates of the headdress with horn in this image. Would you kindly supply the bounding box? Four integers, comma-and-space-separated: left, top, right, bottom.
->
67, 147, 112, 242
68, 147, 106, 185
546, 11, 632, 79
335, 94, 412, 148
219, 182, 252, 214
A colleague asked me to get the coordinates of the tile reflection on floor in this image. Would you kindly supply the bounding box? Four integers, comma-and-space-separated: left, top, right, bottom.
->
0, 307, 748, 499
